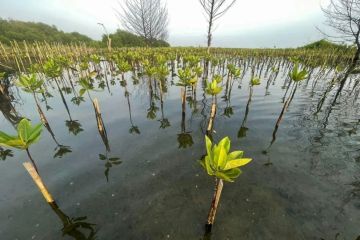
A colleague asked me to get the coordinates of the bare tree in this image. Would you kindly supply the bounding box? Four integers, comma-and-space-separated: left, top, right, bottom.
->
321, 0, 360, 102
116, 0, 169, 45
199, 0, 237, 53
322, 0, 360, 63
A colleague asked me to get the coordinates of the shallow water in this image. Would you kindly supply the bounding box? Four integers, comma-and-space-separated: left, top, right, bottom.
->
0, 62, 359, 240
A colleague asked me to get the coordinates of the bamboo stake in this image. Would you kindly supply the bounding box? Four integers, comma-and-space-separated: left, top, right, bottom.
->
206, 102, 216, 134
204, 100, 223, 233
93, 98, 104, 133
23, 162, 55, 203
205, 178, 223, 232
181, 88, 186, 115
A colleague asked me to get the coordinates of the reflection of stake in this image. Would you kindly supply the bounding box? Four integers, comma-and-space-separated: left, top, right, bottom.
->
93, 98, 110, 151
49, 202, 97, 239
23, 162, 55, 203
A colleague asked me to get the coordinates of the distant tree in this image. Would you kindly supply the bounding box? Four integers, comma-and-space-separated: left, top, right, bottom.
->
116, 0, 169, 45
0, 19, 94, 45
322, 0, 360, 64
300, 39, 351, 51
199, 0, 237, 53
102, 29, 169, 48
321, 0, 360, 102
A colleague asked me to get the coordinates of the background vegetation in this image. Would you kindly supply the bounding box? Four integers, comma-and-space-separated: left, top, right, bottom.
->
0, 19, 170, 47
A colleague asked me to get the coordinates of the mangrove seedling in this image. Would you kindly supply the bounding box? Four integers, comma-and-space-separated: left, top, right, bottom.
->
250, 77, 261, 86
205, 79, 223, 97
205, 78, 223, 134
263, 64, 308, 155
177, 67, 198, 113
0, 118, 42, 172
200, 135, 252, 232
17, 74, 72, 158
238, 77, 260, 138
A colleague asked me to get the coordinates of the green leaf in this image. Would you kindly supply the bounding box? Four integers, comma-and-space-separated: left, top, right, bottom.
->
6, 139, 26, 149
225, 168, 242, 179
228, 151, 243, 160
0, 131, 16, 142
217, 145, 228, 170
204, 156, 215, 175
215, 171, 233, 182
218, 136, 230, 153
28, 123, 42, 143
224, 158, 252, 170
79, 88, 86, 97
205, 135, 212, 160
17, 119, 31, 143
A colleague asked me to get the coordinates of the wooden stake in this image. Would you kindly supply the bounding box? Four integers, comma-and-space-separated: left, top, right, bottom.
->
205, 178, 224, 233
93, 98, 104, 133
181, 88, 186, 114
23, 162, 55, 203
206, 103, 217, 133
204, 101, 223, 233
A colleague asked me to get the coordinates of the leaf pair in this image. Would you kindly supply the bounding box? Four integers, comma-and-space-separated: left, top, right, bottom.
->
200, 136, 252, 182
250, 77, 261, 86
0, 118, 42, 150
17, 74, 44, 93
78, 78, 95, 97
43, 59, 62, 78
205, 79, 222, 96
177, 67, 197, 87
289, 64, 308, 82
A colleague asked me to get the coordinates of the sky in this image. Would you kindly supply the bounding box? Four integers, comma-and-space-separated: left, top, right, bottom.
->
0, 0, 332, 48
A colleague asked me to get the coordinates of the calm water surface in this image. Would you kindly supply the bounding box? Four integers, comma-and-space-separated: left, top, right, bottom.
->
0, 61, 359, 240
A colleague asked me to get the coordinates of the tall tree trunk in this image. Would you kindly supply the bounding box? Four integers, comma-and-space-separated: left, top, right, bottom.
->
206, 0, 215, 53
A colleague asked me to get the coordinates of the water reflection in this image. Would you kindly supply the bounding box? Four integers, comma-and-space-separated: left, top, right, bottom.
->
0, 77, 22, 126
92, 98, 121, 182
1, 56, 360, 239
50, 203, 97, 240
0, 147, 13, 160
177, 110, 194, 149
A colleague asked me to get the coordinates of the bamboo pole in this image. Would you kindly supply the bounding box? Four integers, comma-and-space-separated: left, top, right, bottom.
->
93, 98, 104, 133
204, 99, 223, 233
23, 162, 55, 203
206, 102, 216, 134
205, 178, 223, 232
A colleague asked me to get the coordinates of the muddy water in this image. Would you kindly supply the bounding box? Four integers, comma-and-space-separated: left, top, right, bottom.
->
0, 63, 359, 240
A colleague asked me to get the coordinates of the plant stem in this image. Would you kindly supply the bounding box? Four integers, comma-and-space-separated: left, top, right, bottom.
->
26, 148, 39, 174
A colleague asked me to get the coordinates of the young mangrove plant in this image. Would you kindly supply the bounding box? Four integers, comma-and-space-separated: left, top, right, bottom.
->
205, 77, 223, 134
200, 135, 252, 233
0, 118, 42, 172
177, 67, 198, 115
263, 64, 308, 155
224, 64, 241, 100
238, 77, 260, 138
17, 74, 72, 158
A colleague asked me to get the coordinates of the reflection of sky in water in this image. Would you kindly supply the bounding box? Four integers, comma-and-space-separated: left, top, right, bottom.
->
0, 61, 359, 239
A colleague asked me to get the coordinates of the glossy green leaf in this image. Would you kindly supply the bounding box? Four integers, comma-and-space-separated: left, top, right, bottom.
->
228, 150, 243, 160
224, 158, 252, 170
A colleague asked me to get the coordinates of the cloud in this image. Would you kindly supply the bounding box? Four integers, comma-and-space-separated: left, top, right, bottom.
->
0, 0, 330, 47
